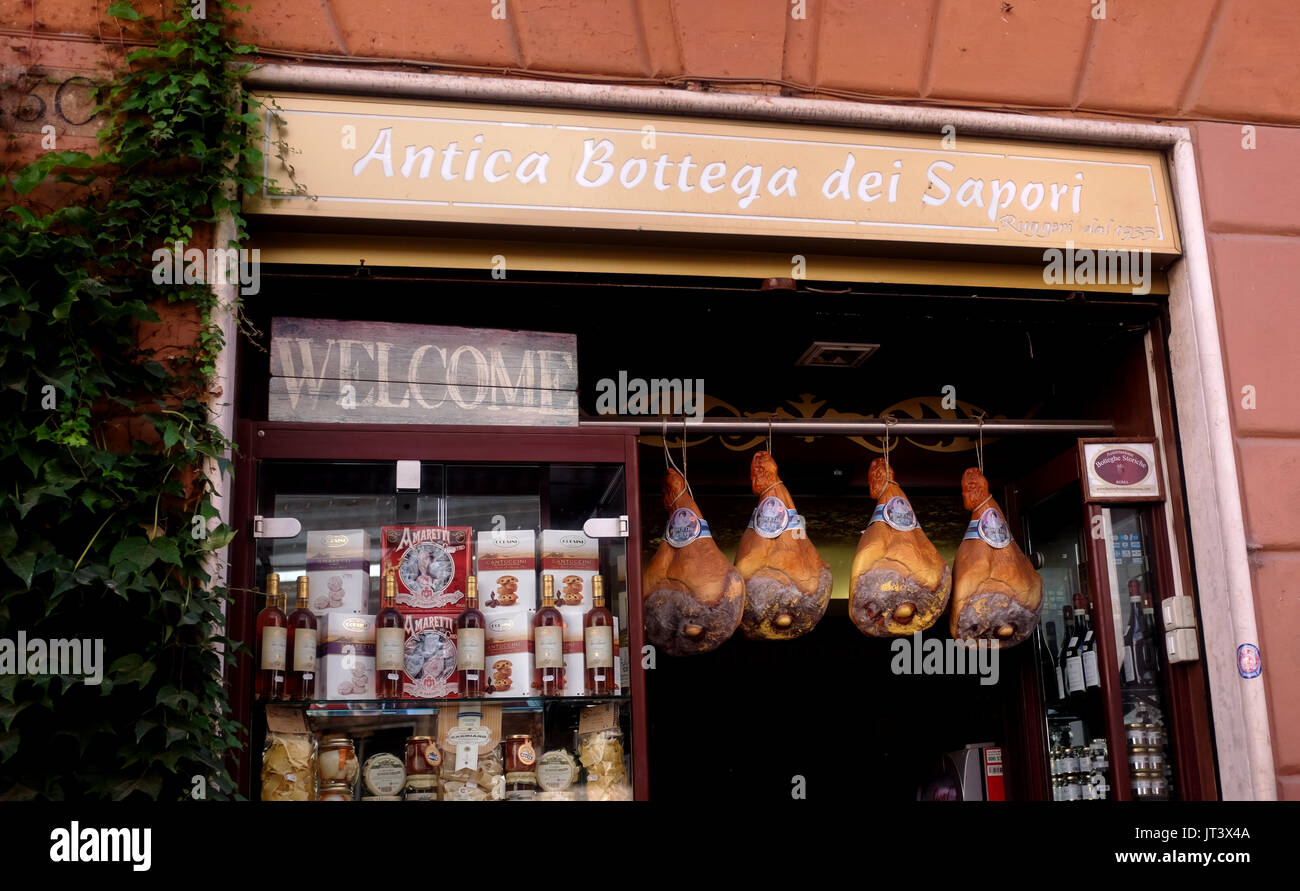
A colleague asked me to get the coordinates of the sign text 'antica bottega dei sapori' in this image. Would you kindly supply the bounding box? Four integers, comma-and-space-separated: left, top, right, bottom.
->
244, 93, 1179, 256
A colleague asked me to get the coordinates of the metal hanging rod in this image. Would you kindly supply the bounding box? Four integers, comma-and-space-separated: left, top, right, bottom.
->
577, 418, 1115, 436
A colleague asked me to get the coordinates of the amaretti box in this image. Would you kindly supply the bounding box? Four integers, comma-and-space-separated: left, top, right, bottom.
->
306, 529, 370, 617
316, 613, 376, 700
400, 609, 459, 700
477, 530, 537, 612
381, 525, 472, 610
542, 531, 598, 696
483, 608, 534, 697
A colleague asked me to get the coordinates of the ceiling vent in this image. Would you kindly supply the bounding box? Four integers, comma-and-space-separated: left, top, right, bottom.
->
795, 341, 880, 368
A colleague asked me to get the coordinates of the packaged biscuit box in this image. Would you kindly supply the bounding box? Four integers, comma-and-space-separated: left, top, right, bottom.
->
381, 526, 472, 610
400, 609, 459, 699
541, 531, 598, 696
483, 608, 534, 697
477, 530, 537, 612
317, 613, 376, 700
306, 529, 370, 617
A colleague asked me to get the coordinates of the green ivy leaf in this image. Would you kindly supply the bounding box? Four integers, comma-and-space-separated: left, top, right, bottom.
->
0, 701, 31, 731
2, 548, 37, 587
134, 720, 157, 743
108, 536, 156, 572
151, 536, 181, 566
0, 732, 19, 764
105, 1, 142, 22
111, 774, 163, 801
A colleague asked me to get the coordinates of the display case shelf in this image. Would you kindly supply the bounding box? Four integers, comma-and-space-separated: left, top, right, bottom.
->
268, 695, 632, 717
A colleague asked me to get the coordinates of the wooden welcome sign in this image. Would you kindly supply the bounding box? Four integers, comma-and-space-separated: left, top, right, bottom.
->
268, 317, 579, 426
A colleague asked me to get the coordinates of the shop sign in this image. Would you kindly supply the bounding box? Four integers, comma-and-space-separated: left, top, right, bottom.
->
268, 317, 578, 426
1078, 439, 1164, 502
245, 93, 1180, 257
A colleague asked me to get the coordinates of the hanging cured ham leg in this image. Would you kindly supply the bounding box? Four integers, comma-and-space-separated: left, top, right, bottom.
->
643, 468, 744, 656
849, 458, 952, 636
734, 451, 831, 640
950, 467, 1042, 647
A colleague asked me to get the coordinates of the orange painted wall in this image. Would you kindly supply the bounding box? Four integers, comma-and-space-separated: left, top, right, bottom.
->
4, 0, 1298, 798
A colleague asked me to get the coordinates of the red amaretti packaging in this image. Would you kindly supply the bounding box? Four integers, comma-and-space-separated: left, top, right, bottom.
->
400, 608, 460, 700
381, 525, 472, 610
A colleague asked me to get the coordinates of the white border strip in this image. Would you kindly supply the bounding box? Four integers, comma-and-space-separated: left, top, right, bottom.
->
236, 64, 1274, 799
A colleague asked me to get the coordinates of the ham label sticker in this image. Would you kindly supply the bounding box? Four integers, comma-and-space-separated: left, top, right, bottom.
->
881, 496, 919, 532
1081, 441, 1163, 501
977, 509, 1013, 549
665, 508, 711, 548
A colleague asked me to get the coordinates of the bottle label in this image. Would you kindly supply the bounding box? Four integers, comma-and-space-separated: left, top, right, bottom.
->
375, 627, 405, 671
292, 629, 317, 672
261, 626, 287, 670
584, 626, 614, 668
1054, 666, 1065, 701
458, 628, 485, 671
1065, 655, 1085, 694
1082, 649, 1101, 688
1122, 645, 1136, 683
535, 626, 563, 668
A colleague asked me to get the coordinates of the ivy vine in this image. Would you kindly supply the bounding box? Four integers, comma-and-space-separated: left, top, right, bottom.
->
0, 0, 265, 800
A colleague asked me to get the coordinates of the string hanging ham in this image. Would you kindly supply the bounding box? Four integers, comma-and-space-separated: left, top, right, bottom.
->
849, 457, 952, 636
643, 468, 744, 656
734, 451, 831, 640
950, 467, 1042, 646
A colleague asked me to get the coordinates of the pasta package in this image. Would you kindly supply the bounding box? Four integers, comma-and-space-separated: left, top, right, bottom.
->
261, 707, 317, 801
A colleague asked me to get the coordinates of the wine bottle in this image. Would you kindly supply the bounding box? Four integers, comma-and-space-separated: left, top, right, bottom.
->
1122, 579, 1143, 686
1062, 604, 1085, 709
1137, 585, 1159, 685
255, 573, 287, 702
1075, 593, 1102, 695
375, 569, 404, 700
533, 574, 565, 696
457, 576, 486, 698
286, 576, 318, 700
584, 574, 615, 696
1043, 621, 1065, 705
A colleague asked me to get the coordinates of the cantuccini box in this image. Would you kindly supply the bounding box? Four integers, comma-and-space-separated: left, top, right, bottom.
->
477, 531, 537, 612
401, 610, 459, 699
381, 526, 472, 610
317, 613, 376, 700
306, 529, 370, 617
484, 609, 534, 697
542, 531, 598, 696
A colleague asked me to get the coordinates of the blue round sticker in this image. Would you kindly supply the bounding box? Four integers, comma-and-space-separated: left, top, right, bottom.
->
665, 507, 702, 548
753, 496, 790, 539
977, 508, 1012, 549
1237, 643, 1262, 679
882, 496, 918, 532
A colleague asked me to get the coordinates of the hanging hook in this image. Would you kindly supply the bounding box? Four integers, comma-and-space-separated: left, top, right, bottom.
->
974, 412, 986, 474
881, 413, 897, 477
767, 417, 773, 455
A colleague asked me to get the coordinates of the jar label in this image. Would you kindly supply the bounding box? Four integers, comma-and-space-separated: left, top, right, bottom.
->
375, 627, 405, 671
261, 626, 287, 670
292, 629, 317, 672
457, 628, 485, 671
518, 741, 536, 766
362, 754, 406, 796
584, 626, 614, 668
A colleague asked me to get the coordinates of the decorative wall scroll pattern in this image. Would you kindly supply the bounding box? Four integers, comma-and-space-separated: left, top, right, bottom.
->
633, 393, 1008, 453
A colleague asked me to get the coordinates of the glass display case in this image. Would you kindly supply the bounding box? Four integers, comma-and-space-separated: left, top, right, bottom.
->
1101, 505, 1174, 801
1021, 479, 1179, 801
1024, 484, 1115, 802
229, 423, 645, 801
